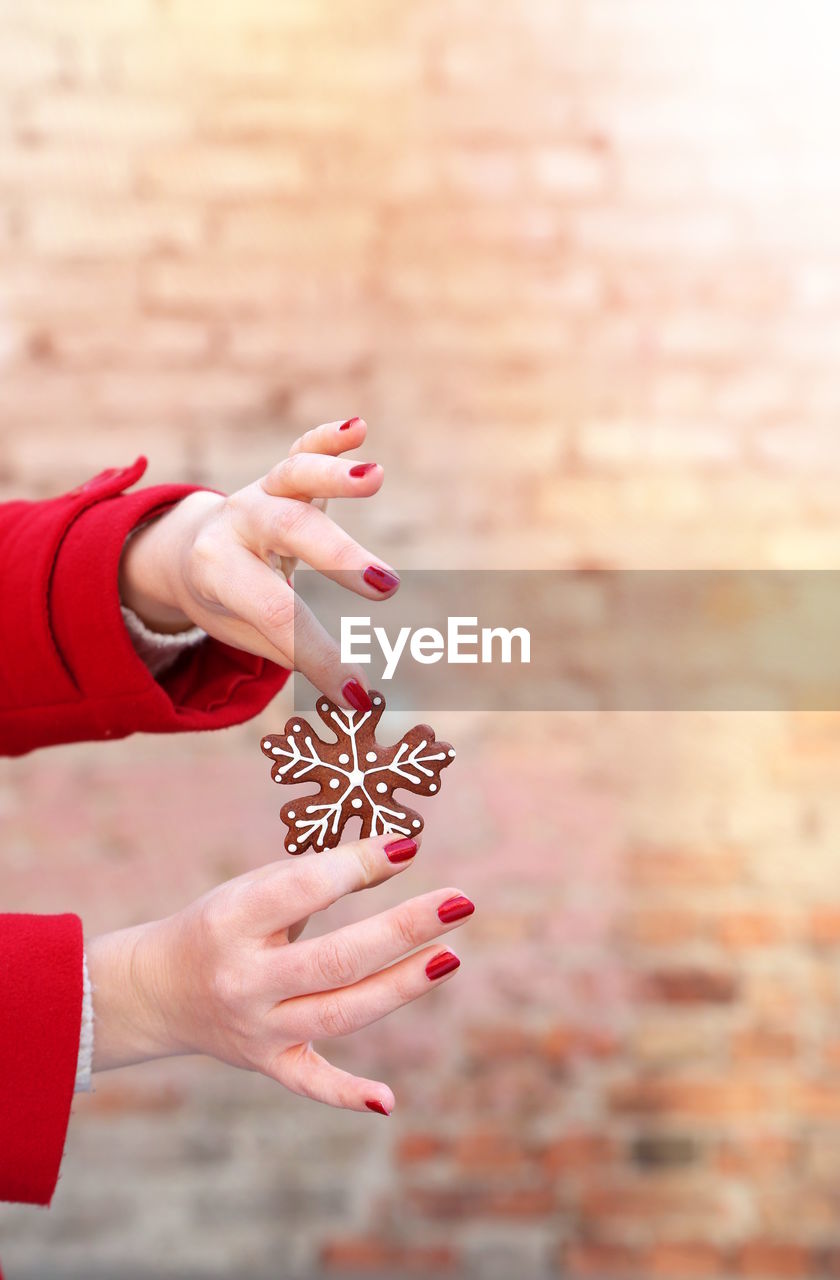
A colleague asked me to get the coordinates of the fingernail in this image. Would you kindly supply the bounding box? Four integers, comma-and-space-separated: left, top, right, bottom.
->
425, 950, 460, 981
349, 462, 378, 478
363, 565, 400, 593
437, 894, 475, 924
366, 1099, 390, 1116
340, 417, 362, 431
385, 837, 418, 863
342, 678, 372, 713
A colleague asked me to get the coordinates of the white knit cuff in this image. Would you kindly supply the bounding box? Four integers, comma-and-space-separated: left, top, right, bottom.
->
74, 951, 94, 1094
120, 604, 207, 678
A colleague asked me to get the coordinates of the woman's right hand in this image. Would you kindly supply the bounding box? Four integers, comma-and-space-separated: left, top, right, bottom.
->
85, 835, 474, 1116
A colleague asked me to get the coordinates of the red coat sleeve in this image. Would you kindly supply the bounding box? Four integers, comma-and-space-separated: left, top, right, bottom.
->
0, 455, 289, 755
0, 914, 82, 1206
0, 458, 289, 1210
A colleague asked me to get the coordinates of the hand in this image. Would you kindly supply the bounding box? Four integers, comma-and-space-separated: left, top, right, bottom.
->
118, 417, 400, 707
85, 834, 473, 1115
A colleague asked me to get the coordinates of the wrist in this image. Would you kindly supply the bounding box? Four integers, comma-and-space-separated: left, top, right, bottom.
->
86, 920, 187, 1071
118, 491, 223, 634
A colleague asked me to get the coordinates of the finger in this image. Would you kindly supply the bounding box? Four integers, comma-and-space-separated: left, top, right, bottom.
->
250, 491, 401, 599
217, 545, 374, 704
237, 832, 422, 936
274, 496, 327, 584
276, 889, 475, 997
288, 417, 367, 458
261, 452, 384, 503
278, 944, 462, 1043
268, 1040, 395, 1115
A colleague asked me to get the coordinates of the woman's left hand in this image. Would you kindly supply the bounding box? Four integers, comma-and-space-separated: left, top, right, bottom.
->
118, 417, 399, 709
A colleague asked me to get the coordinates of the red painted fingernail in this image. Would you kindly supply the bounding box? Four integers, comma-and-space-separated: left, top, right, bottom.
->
366, 1099, 390, 1115
425, 950, 460, 981
363, 565, 400, 593
342, 678, 372, 713
385, 837, 418, 863
339, 417, 362, 431
349, 462, 378, 478
437, 894, 475, 924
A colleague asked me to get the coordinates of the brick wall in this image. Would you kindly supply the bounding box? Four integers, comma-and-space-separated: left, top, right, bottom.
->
3, 0, 840, 1276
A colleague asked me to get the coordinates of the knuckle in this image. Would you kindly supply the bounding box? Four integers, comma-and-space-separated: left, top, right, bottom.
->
355, 841, 379, 887
209, 961, 247, 1013
316, 993, 354, 1038
392, 907, 420, 953
314, 936, 358, 989
391, 966, 417, 1007
294, 860, 334, 907
275, 497, 313, 540
256, 589, 295, 636
330, 538, 361, 571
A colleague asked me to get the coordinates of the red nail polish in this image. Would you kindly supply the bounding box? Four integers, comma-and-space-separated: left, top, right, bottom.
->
385, 837, 418, 863
349, 462, 378, 478
342, 678, 372, 713
363, 565, 400, 593
437, 895, 475, 924
366, 1099, 390, 1115
425, 950, 460, 981
339, 417, 362, 431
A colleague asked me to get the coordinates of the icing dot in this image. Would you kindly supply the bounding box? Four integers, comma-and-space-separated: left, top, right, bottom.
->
293, 723, 302, 731
351, 798, 363, 809
376, 782, 387, 794
365, 751, 377, 762
274, 775, 282, 783
288, 843, 297, 852
262, 740, 271, 749
320, 703, 329, 712
288, 810, 296, 819
412, 819, 421, 829
373, 696, 382, 705
338, 753, 350, 764
448, 749, 456, 757
429, 783, 437, 791
329, 778, 340, 789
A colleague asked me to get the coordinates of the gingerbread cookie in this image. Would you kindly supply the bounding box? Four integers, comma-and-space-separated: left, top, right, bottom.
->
260, 691, 455, 853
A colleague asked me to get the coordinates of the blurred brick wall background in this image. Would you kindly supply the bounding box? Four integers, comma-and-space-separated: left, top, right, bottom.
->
4, 1, 840, 1277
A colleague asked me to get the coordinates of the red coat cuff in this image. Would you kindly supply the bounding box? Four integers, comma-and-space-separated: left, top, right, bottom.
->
0, 457, 288, 756
0, 913, 83, 1205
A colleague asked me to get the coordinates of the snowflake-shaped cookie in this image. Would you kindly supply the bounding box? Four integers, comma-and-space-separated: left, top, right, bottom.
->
260, 691, 455, 854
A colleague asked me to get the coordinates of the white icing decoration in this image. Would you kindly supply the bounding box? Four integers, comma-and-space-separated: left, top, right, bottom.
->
272, 747, 282, 755
288, 843, 297, 852
288, 810, 296, 818
263, 740, 271, 749
267, 702, 452, 848
293, 723, 302, 731
448, 749, 455, 757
